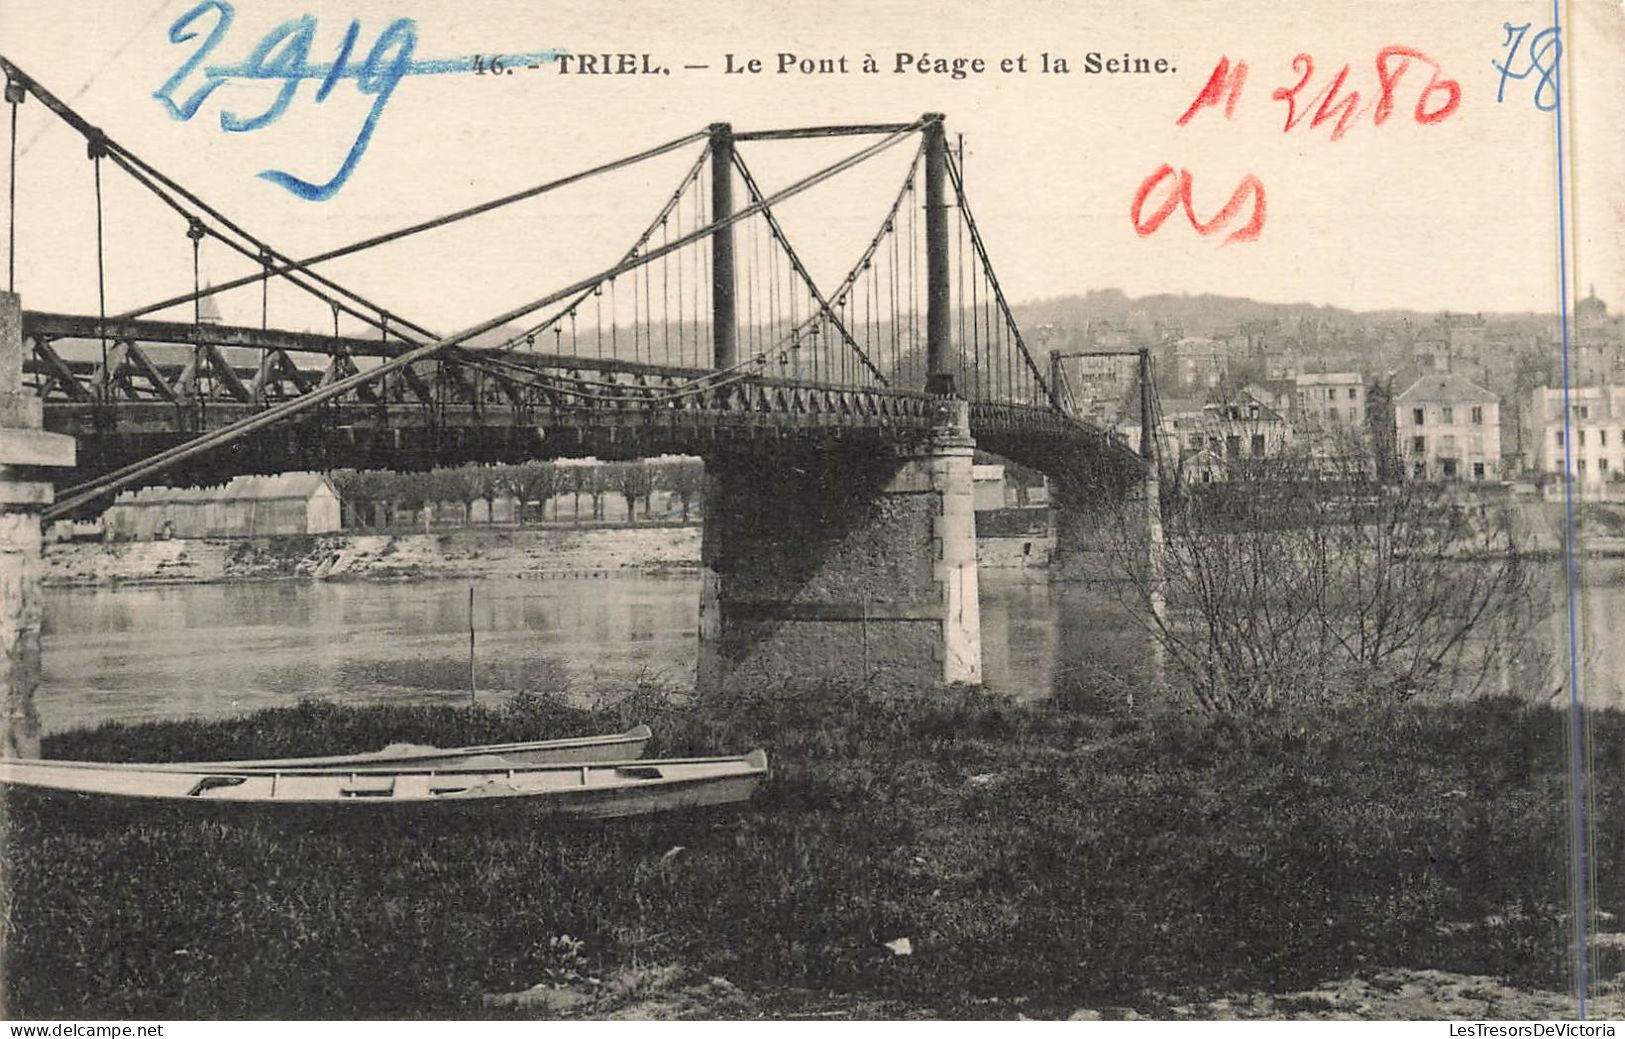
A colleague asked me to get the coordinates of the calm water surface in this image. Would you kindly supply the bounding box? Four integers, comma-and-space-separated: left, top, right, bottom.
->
38, 563, 1625, 733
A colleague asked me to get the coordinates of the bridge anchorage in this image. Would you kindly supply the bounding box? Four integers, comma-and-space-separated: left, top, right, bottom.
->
1, 54, 1143, 748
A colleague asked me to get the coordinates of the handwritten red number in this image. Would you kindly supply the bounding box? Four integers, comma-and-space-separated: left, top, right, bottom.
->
1271, 54, 1316, 131
1271, 46, 1459, 138
1176, 56, 1249, 125
1155, 44, 1454, 244
1272, 55, 1363, 141
1375, 46, 1461, 125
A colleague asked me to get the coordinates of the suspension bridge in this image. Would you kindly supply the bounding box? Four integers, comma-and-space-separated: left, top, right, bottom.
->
0, 55, 1146, 747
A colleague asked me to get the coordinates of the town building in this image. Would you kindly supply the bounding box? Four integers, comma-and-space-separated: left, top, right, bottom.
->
1119, 388, 1293, 483
1290, 372, 1374, 472
1527, 384, 1625, 498
1116, 395, 1204, 467
1201, 391, 1292, 462
1056, 351, 1139, 426
1571, 287, 1625, 386
970, 464, 1054, 567
1241, 378, 1295, 417
1169, 336, 1227, 390
103, 472, 342, 539
1293, 372, 1366, 427
1241, 372, 1367, 433
1394, 374, 1501, 481
1175, 392, 1293, 483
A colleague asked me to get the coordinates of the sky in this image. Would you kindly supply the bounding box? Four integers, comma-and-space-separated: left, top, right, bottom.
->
2, 0, 1621, 338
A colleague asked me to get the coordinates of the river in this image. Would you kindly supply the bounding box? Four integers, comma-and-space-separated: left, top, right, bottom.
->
37, 563, 1625, 734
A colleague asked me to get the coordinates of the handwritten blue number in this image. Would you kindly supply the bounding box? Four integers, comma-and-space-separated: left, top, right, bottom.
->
317, 20, 362, 102
255, 18, 417, 201
154, 11, 562, 201
153, 0, 234, 120
1493, 21, 1561, 111
218, 16, 316, 131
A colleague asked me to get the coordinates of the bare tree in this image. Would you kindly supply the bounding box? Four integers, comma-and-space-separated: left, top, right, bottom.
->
509, 461, 559, 525
1094, 445, 1552, 712
328, 469, 373, 530
393, 470, 437, 532
426, 467, 480, 527
582, 464, 609, 521
609, 461, 654, 522
561, 465, 585, 524
479, 467, 505, 525
662, 459, 704, 523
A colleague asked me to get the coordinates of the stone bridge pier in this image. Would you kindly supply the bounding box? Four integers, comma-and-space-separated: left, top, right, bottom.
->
696, 398, 982, 692
0, 292, 76, 758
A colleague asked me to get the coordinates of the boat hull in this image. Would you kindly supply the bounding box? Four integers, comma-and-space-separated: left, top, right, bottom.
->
0, 750, 767, 821
3, 725, 653, 773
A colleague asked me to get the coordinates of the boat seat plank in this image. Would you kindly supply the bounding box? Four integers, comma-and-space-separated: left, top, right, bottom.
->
614, 766, 665, 780
339, 774, 397, 798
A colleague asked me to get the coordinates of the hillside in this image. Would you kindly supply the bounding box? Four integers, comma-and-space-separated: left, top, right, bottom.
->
1008, 289, 1557, 340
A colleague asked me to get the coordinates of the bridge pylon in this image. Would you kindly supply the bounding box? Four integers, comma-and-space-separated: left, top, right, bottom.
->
696, 397, 982, 693
923, 112, 954, 397
709, 122, 737, 371
0, 291, 76, 757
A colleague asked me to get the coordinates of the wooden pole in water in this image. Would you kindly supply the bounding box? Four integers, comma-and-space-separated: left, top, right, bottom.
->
468, 585, 477, 705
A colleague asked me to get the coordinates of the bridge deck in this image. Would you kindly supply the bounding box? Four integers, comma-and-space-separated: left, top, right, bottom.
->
26, 311, 1137, 488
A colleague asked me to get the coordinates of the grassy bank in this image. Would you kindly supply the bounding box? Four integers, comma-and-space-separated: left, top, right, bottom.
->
3, 685, 1618, 1019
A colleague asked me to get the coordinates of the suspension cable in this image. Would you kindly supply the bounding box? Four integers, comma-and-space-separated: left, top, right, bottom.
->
115, 126, 712, 323
730, 151, 882, 382
5, 53, 709, 396
944, 149, 1055, 408
0, 59, 535, 356
90, 135, 107, 401
5, 74, 18, 293
821, 140, 926, 334
186, 215, 206, 409
492, 145, 712, 355
102, 147, 421, 343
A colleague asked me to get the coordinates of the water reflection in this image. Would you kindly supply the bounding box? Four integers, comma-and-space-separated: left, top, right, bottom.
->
37, 561, 1624, 733
40, 577, 698, 734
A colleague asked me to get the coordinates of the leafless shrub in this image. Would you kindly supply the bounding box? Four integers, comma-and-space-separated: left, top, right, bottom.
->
1093, 445, 1552, 712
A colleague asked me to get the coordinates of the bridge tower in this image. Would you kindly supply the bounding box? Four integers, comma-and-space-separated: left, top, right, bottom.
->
0, 292, 75, 757
709, 122, 738, 372
697, 114, 984, 692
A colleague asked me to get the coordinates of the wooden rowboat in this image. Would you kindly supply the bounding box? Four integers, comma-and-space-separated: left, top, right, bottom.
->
3, 725, 653, 773
0, 750, 767, 819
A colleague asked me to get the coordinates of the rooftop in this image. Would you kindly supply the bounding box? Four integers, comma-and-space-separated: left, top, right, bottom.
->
1295, 371, 1363, 386
113, 472, 335, 506
1395, 373, 1498, 405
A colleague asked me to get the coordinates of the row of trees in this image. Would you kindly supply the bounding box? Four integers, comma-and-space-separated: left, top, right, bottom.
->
329, 459, 705, 530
